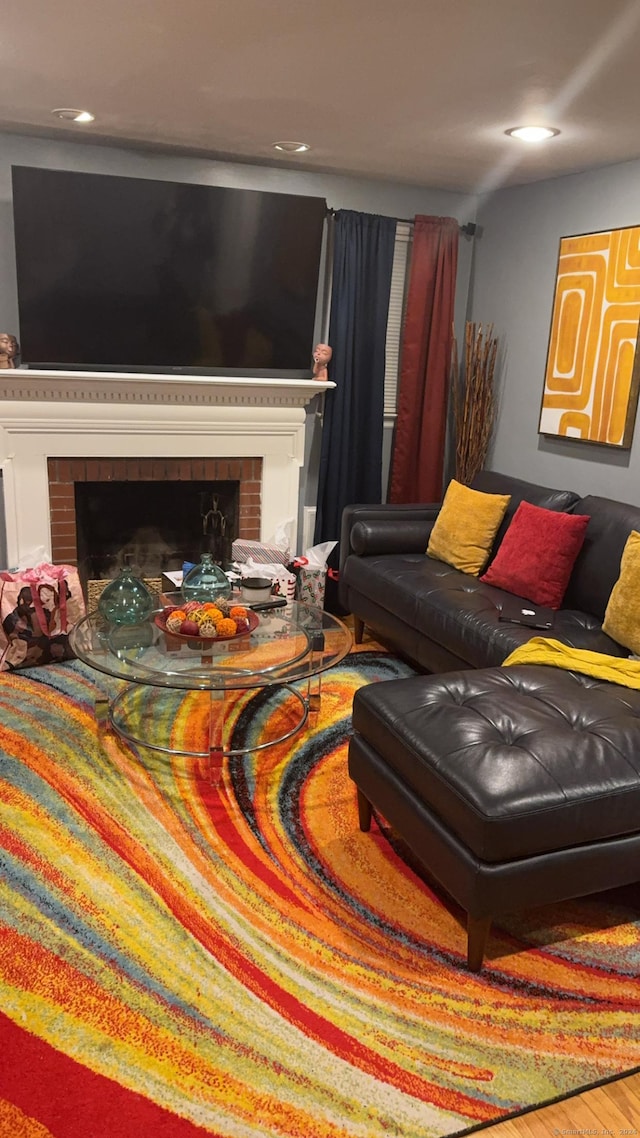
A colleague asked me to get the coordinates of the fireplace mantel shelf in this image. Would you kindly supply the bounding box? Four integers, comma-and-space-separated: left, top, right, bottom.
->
0, 369, 334, 408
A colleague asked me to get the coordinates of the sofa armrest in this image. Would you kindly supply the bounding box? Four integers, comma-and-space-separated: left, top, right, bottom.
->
350, 518, 434, 556
339, 502, 440, 576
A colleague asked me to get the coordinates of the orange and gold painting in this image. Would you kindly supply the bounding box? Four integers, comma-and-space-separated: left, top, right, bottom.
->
539, 225, 640, 447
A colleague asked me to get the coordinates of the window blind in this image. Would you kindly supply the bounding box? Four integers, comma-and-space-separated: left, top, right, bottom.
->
384, 221, 412, 417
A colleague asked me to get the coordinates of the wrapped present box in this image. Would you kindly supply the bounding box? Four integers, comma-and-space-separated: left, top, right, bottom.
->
231, 539, 290, 566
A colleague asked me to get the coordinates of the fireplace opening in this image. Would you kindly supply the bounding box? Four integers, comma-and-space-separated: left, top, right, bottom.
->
75, 480, 239, 583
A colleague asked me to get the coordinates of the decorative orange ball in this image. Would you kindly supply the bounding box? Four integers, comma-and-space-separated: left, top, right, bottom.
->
217, 618, 237, 637
229, 605, 249, 619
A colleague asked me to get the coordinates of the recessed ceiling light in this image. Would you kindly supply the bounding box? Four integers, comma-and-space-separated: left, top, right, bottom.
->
273, 141, 310, 154
505, 125, 560, 142
52, 108, 95, 124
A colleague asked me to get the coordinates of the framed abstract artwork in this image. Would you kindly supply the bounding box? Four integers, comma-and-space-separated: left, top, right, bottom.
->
539, 224, 640, 447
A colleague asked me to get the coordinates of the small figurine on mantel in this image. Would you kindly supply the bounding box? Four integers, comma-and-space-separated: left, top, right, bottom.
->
312, 342, 332, 382
0, 333, 20, 369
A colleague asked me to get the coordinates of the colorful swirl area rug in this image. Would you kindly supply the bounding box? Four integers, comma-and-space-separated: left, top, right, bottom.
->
1, 651, 640, 1138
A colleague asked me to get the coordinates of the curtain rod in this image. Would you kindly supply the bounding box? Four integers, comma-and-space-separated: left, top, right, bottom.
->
325, 207, 476, 236
387, 216, 477, 236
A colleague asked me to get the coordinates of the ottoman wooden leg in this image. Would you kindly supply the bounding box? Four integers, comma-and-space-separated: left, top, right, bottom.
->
353, 616, 365, 643
356, 787, 372, 831
467, 914, 492, 972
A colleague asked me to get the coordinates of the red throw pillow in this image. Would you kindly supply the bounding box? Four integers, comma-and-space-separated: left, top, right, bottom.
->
480, 501, 590, 609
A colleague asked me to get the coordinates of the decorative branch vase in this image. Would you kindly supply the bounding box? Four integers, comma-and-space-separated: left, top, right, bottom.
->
97, 568, 155, 626
181, 553, 231, 604
451, 322, 499, 485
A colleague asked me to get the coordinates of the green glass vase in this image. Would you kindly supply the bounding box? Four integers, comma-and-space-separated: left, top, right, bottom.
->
97, 568, 155, 626
182, 553, 231, 604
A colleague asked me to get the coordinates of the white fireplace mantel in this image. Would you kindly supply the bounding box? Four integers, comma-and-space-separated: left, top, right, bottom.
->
0, 368, 333, 407
0, 370, 334, 568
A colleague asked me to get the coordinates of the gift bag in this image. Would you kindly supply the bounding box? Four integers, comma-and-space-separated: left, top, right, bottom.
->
0, 563, 86, 671
294, 541, 338, 608
296, 566, 327, 607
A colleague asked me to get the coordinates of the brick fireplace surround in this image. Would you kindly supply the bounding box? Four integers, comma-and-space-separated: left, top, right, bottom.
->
0, 370, 333, 570
48, 455, 262, 565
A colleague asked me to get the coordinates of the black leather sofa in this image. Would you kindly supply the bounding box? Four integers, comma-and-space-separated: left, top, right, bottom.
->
342, 472, 640, 969
339, 470, 639, 670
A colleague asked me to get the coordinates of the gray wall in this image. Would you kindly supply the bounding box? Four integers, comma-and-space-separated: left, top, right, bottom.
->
0, 130, 476, 557
470, 157, 640, 504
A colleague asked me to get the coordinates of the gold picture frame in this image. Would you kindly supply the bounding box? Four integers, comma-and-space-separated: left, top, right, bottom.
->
539, 224, 640, 448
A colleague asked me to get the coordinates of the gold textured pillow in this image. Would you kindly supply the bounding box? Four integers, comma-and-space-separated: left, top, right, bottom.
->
603, 530, 640, 653
427, 479, 511, 576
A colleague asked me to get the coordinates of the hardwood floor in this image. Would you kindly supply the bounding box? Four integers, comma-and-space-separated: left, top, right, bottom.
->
485, 1071, 640, 1135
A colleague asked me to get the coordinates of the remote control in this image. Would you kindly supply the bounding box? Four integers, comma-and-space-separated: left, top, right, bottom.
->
249, 597, 288, 611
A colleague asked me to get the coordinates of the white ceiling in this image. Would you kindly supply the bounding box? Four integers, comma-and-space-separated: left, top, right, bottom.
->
2, 0, 640, 193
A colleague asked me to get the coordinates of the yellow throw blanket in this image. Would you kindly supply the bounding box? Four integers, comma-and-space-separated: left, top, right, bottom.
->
502, 637, 640, 690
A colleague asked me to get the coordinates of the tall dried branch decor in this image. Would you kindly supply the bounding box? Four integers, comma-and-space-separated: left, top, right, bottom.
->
451, 322, 499, 485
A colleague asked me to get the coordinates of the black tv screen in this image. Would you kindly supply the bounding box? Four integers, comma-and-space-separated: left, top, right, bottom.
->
11, 166, 326, 375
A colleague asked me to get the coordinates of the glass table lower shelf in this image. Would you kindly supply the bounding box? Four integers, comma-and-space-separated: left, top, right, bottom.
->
103, 680, 311, 759
71, 599, 352, 764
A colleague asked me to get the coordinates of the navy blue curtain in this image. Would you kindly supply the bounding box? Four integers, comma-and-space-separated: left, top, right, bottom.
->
314, 210, 396, 550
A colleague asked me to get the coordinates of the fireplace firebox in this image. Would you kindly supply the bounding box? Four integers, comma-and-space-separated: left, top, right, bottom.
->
75, 480, 239, 583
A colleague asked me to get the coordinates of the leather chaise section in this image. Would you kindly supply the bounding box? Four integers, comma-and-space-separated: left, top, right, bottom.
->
352, 667, 640, 863
348, 732, 640, 920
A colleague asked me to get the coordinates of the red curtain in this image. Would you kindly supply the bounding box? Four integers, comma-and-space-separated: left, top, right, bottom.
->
389, 216, 459, 503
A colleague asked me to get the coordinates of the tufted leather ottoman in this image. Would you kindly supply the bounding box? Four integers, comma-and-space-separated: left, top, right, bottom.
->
349, 666, 640, 970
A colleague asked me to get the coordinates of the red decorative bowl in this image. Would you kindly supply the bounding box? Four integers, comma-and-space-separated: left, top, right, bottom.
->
155, 607, 259, 643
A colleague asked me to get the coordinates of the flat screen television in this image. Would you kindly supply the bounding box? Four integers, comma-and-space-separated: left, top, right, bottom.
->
11, 166, 326, 376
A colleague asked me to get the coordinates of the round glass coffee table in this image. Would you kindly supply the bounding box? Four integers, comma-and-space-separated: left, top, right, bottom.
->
70, 597, 352, 762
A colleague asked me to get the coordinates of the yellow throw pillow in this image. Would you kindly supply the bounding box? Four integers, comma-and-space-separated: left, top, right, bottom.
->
427, 479, 511, 576
603, 530, 640, 653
